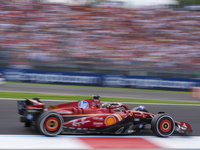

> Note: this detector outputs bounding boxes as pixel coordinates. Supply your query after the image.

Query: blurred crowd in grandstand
[0,0,200,77]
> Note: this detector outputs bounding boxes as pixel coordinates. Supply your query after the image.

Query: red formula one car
[18,95,192,137]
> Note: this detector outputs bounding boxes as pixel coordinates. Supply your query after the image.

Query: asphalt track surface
[1,98,200,136]
[0,83,200,102]
[0,83,199,136]
[0,83,200,137]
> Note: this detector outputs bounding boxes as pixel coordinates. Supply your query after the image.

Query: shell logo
[105,116,116,126]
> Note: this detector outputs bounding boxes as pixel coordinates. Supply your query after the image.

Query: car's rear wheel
[37,111,63,136]
[151,114,175,137]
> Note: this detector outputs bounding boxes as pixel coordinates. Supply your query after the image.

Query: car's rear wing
[18,98,45,122]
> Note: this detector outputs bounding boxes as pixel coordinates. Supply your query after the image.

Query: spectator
[0,1,200,74]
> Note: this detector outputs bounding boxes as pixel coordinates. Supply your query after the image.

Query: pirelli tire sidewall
[36,111,63,136]
[151,114,175,137]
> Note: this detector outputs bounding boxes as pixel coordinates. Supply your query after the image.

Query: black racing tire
[36,111,63,136]
[131,106,148,112]
[151,114,175,137]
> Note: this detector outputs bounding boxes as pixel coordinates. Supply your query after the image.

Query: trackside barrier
[1,68,200,91]
[189,87,200,98]
[0,78,5,85]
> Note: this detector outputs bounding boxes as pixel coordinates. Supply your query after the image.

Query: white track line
[0,135,91,149]
[0,135,200,149]
[147,136,200,149]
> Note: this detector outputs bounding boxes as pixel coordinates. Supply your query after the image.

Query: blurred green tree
[177,0,200,7]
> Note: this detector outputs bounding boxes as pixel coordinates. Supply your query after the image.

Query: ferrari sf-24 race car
[17,95,192,137]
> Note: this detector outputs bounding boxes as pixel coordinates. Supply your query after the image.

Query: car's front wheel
[151,114,175,137]
[36,111,63,136]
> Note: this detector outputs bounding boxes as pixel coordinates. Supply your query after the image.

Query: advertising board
[0,68,199,91]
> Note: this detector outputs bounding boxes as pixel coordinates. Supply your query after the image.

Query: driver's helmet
[102,103,110,108]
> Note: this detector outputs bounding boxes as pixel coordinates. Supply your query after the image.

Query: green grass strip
[7,82,189,94]
[0,91,199,105]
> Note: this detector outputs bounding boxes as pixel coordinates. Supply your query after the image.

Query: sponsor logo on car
[58,111,72,114]
[93,117,104,121]
[128,130,136,133]
[26,114,33,120]
[49,105,58,110]
[134,118,140,121]
[92,102,96,106]
[105,116,116,126]
[27,106,43,110]
[139,124,143,129]
[72,118,90,127]
[134,114,143,117]
[93,122,104,127]
[27,110,37,112]
[78,101,89,108]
